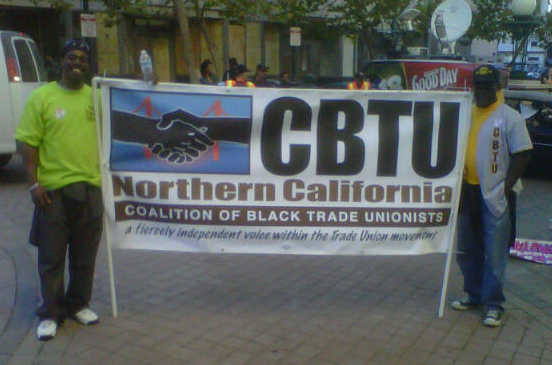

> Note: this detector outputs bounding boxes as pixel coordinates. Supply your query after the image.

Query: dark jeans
[31,183,103,322]
[456,183,514,310]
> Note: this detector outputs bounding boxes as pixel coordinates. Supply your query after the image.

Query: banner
[510,238,552,265]
[97,79,472,255]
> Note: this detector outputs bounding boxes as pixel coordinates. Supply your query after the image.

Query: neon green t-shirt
[15,82,100,190]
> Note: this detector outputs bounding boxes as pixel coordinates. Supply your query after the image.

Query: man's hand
[147,119,214,164]
[504,151,531,196]
[16,141,51,207]
[30,184,52,208]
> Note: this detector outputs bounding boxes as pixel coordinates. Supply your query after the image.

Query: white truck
[0,31,47,169]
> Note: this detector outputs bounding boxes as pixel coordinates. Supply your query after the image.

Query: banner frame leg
[438,232,455,317]
[93,78,118,319]
[105,216,118,318]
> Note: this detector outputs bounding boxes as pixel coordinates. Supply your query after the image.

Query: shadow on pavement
[0,155,26,184]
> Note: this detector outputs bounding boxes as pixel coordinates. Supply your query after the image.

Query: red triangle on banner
[133,96,161,117]
[203,100,228,117]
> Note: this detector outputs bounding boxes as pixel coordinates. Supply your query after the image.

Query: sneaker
[37,319,57,341]
[483,308,503,327]
[71,308,99,325]
[451,297,479,311]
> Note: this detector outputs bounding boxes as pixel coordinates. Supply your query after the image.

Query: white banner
[96,79,472,255]
[510,238,552,265]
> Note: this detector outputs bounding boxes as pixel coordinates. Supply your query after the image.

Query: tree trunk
[175,0,199,83]
[199,23,219,76]
[192,1,219,76]
[200,24,219,76]
[509,38,527,70]
[361,31,372,61]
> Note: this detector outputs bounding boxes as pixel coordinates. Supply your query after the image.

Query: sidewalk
[1,156,551,365]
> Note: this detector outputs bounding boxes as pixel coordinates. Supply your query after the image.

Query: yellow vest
[347,81,370,90]
[226,80,255,88]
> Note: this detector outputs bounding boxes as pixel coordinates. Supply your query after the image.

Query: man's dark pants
[456,182,514,310]
[31,183,103,322]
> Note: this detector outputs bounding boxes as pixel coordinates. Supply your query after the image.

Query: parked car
[503,89,552,171]
[526,70,542,80]
[0,31,47,169]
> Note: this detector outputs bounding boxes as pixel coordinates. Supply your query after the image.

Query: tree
[328,0,411,60]
[402,0,512,50]
[465,0,512,41]
[101,0,273,83]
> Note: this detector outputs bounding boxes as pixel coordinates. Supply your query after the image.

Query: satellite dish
[430,0,472,53]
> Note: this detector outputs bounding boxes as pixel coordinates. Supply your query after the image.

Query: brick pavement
[1,156,551,365]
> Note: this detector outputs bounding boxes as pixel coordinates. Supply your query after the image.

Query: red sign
[366,60,475,91]
[404,61,474,91]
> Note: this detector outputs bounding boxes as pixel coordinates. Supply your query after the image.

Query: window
[531,41,538,47]
[29,41,46,81]
[14,39,38,82]
[1,36,20,82]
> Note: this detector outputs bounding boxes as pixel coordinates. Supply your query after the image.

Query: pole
[438,94,472,317]
[82,0,98,79]
[291,46,296,81]
[92,78,118,318]
[439,232,455,317]
[105,216,118,318]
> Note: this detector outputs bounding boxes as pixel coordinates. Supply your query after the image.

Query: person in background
[278,71,292,88]
[253,64,271,87]
[15,38,103,341]
[226,64,255,87]
[367,73,381,90]
[222,57,238,82]
[347,72,370,90]
[451,65,532,327]
[199,60,217,85]
[541,68,552,85]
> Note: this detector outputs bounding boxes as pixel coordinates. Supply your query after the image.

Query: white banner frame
[93,78,473,318]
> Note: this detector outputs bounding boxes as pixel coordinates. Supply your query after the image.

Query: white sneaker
[37,319,57,341]
[483,308,503,327]
[71,308,99,325]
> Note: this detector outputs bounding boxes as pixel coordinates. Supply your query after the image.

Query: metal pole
[92,78,118,318]
[291,46,296,81]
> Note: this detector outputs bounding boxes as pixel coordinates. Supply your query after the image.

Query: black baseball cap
[473,65,499,84]
[61,38,90,58]
[235,64,250,74]
[257,64,269,72]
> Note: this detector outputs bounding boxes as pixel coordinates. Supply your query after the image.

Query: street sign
[80,13,97,38]
[290,27,301,47]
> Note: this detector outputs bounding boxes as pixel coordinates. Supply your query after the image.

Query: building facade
[1,0,357,82]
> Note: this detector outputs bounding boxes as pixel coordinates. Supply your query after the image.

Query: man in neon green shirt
[15,39,102,341]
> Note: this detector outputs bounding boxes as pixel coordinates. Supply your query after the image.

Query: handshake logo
[111,104,251,172]
[147,110,215,164]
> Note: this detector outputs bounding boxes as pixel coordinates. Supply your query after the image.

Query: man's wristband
[30,182,40,192]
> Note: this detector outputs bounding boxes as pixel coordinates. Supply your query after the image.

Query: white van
[0,31,47,169]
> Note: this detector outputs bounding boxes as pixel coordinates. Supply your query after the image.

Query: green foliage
[467,0,512,41]
[265,0,335,40]
[534,11,552,49]
[100,0,275,24]
[23,0,72,10]
[267,0,327,25]
[329,0,411,35]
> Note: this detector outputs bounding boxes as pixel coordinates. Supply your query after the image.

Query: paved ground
[0,155,551,365]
